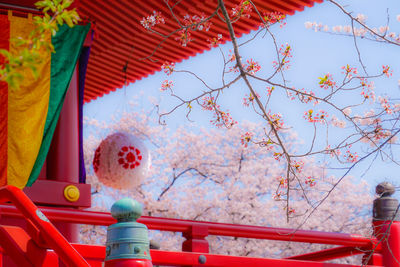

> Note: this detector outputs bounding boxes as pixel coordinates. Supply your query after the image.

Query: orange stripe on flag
[7,15,51,188]
[0,14,9,187]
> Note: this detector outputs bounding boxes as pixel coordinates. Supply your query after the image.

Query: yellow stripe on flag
[7,15,51,188]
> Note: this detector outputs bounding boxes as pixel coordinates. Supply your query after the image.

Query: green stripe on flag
[26,24,90,187]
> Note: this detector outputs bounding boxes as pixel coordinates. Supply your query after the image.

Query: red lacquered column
[372,182,400,267]
[46,69,80,242]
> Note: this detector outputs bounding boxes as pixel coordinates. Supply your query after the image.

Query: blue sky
[84,0,400,191]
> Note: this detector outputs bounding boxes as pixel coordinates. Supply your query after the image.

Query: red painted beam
[150,250,372,267]
[0,203,377,248]
[70,245,380,267]
[286,245,379,262]
[23,179,91,208]
[0,242,378,267]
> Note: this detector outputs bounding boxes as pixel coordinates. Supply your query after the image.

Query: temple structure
[3,1,397,266]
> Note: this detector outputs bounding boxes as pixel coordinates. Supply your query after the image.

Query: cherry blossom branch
[329,0,400,46]
[157,167,208,201]
[298,128,400,229]
[135,0,400,223]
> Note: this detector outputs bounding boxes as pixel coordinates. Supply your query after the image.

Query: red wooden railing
[0,185,383,266]
[0,203,378,248]
[0,185,90,266]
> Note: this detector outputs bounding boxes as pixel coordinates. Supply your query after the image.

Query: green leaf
[56,16,63,25]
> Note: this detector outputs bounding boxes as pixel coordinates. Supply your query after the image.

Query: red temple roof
[1,0,322,103]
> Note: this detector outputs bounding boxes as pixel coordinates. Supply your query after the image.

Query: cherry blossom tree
[81,106,372,263]
[134,0,400,220]
[82,0,400,262]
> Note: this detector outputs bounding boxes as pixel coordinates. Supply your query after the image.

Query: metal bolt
[198,255,207,264]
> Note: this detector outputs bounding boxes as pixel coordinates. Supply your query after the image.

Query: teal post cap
[105,198,151,261]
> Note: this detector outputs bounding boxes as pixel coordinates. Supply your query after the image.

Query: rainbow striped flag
[0,13,89,188]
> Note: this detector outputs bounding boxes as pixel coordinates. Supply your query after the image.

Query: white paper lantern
[93,132,150,189]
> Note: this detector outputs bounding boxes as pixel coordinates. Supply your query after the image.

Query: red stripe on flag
[0,14,9,186]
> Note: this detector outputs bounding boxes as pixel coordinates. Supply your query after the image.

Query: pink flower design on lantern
[93,132,151,190]
[93,147,101,173]
[117,146,143,169]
